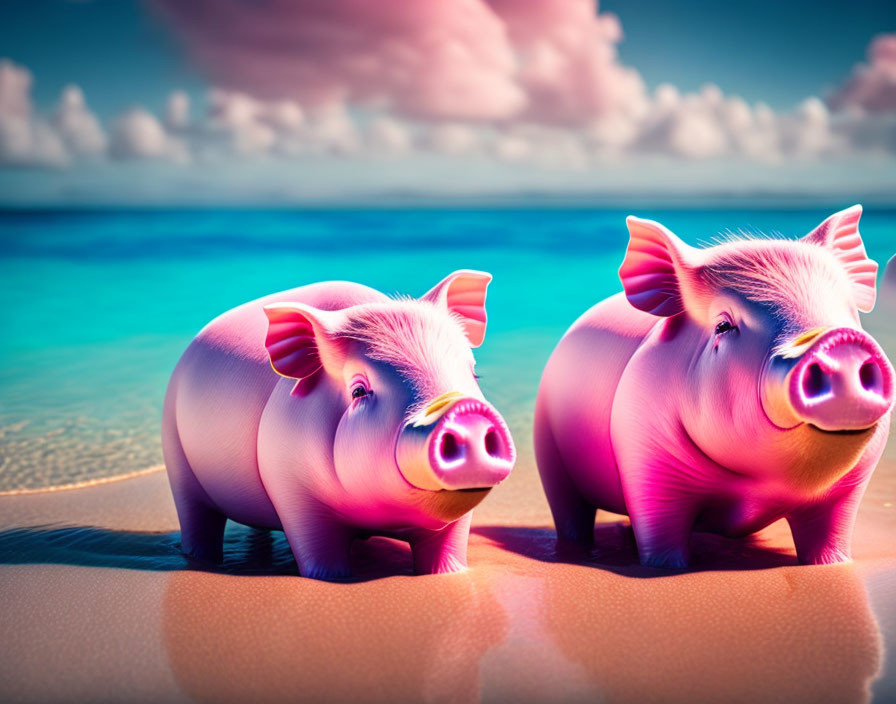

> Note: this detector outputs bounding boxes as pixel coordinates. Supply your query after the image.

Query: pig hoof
[417,555,467,575]
[182,546,223,566]
[556,528,595,548]
[640,551,689,570]
[301,565,353,581]
[555,538,592,561]
[801,550,852,566]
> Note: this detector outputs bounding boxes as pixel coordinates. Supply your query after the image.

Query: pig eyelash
[714,320,736,335]
[351,385,370,401]
[712,315,738,352]
[349,377,372,402]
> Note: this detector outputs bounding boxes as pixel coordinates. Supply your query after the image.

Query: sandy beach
[2,264,896,704]
[2,403,896,704]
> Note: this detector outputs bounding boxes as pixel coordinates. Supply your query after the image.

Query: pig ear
[803,205,878,312]
[620,216,700,317]
[421,270,492,348]
[263,303,347,379]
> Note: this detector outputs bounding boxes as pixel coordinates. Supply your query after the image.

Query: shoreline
[0,464,165,497]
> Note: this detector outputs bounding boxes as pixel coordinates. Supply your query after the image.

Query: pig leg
[624,474,697,569]
[179,505,227,564]
[535,422,596,546]
[788,436,883,565]
[787,486,866,565]
[629,507,695,569]
[163,419,227,563]
[411,512,472,574]
[278,502,354,580]
[176,492,227,564]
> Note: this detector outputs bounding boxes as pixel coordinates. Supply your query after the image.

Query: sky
[0,0,895,205]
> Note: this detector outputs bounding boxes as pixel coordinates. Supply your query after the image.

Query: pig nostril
[484,428,501,458]
[859,360,883,394]
[440,432,462,462]
[802,362,831,400]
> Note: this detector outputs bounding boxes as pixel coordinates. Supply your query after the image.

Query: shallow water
[1,207,895,490]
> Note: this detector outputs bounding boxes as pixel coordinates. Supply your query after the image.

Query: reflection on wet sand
[154,522,880,704]
[477,524,884,703]
[164,538,508,704]
[536,561,880,704]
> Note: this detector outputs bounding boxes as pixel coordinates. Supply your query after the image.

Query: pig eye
[714,320,735,335]
[351,385,369,400]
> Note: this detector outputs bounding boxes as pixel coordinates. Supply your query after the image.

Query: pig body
[535,207,893,568]
[163,273,515,579]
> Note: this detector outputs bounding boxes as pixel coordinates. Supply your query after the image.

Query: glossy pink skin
[163,277,514,580]
[785,328,894,431]
[535,208,893,568]
[427,399,515,490]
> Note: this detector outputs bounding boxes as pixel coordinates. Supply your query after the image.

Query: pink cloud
[488,0,646,124]
[152,0,526,122]
[150,0,643,124]
[829,34,896,113]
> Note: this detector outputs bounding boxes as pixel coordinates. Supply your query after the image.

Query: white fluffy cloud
[166,90,190,129]
[427,123,480,155]
[197,89,365,158]
[367,116,413,154]
[110,108,187,162]
[630,86,844,163]
[1,26,896,186]
[0,60,70,168]
[54,85,107,157]
[0,59,31,117]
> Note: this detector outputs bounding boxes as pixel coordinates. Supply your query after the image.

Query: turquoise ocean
[2,208,894,491]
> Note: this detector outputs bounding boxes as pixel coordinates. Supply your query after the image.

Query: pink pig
[535,206,894,568]
[162,271,515,579]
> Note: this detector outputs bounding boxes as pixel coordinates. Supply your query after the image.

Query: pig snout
[792,329,894,430]
[429,401,514,486]
[396,393,515,492]
[763,328,895,432]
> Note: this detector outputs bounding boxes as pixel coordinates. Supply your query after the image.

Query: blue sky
[0,0,894,205]
[602,0,895,107]
[0,1,200,118]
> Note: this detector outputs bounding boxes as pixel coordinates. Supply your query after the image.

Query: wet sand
[2,441,896,704]
[2,276,896,703]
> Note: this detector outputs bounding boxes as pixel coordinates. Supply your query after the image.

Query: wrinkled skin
[163,271,515,580]
[535,206,894,568]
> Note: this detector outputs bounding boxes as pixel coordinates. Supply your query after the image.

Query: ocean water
[1,207,895,491]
